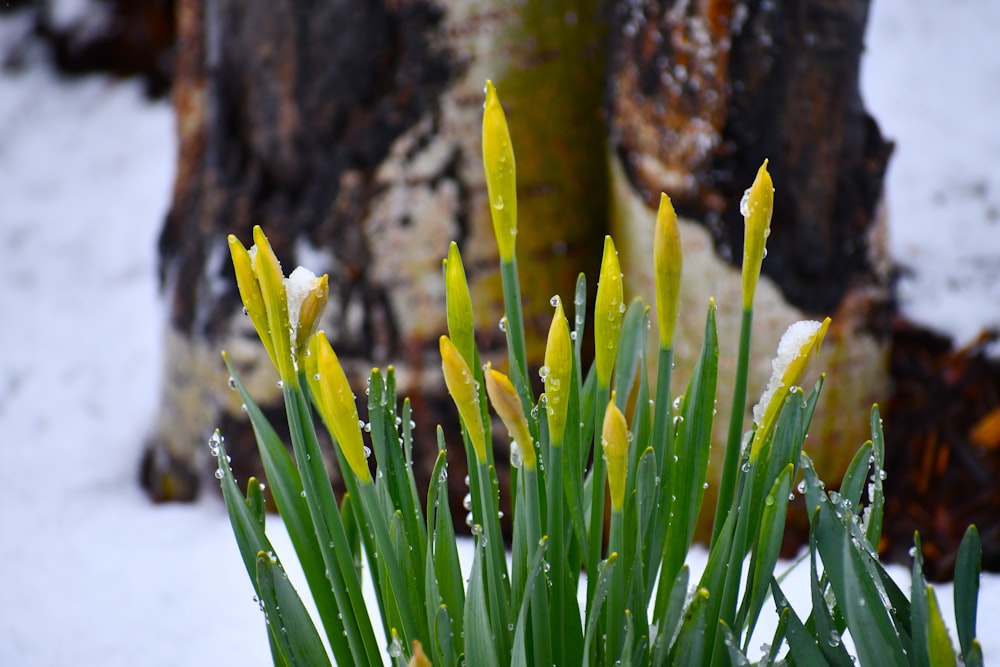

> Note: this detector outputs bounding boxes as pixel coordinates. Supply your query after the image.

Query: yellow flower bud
[484,363,536,470]
[306,332,371,484]
[408,640,433,667]
[444,241,476,368]
[544,296,572,445]
[289,271,329,354]
[482,80,517,262]
[749,317,831,459]
[595,236,624,387]
[440,335,487,463]
[228,234,277,371]
[602,394,629,512]
[741,160,774,310]
[654,193,682,349]
[250,226,296,385]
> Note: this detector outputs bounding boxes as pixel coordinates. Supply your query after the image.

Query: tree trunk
[606,0,892,540]
[141,0,891,546]
[140,0,610,519]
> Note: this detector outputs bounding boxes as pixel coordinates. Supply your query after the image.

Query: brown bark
[142,0,893,550]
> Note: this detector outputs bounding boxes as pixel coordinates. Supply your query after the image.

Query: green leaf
[669,588,710,666]
[246,477,266,528]
[839,441,873,513]
[510,536,549,667]
[463,545,500,667]
[865,405,887,547]
[772,580,829,666]
[652,565,689,666]
[663,301,718,588]
[926,586,957,667]
[743,463,794,640]
[954,525,981,660]
[808,544,853,667]
[718,621,751,666]
[255,551,333,667]
[583,554,618,665]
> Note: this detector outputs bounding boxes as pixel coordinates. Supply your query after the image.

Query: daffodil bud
[440,335,487,463]
[654,193,682,349]
[306,332,371,483]
[749,317,831,459]
[408,641,432,667]
[228,234,277,370]
[595,235,624,388]
[444,241,476,368]
[482,80,517,263]
[543,296,572,445]
[602,394,629,512]
[289,270,329,354]
[485,363,536,470]
[741,160,774,310]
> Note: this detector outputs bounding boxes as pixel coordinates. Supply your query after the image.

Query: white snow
[752,320,823,427]
[2,3,999,664]
[862,0,1000,352]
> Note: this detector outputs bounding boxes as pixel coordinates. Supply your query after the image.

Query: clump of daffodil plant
[213,81,984,666]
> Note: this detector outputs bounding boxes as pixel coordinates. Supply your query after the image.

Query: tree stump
[141,0,892,547]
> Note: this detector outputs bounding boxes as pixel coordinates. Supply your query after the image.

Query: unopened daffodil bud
[654,193,682,349]
[440,335,487,463]
[543,296,572,445]
[408,640,432,667]
[306,332,371,484]
[444,242,476,368]
[749,317,831,459]
[602,394,629,512]
[485,363,536,470]
[482,80,517,262]
[741,160,774,310]
[288,270,329,354]
[229,226,299,386]
[228,234,277,370]
[595,236,624,388]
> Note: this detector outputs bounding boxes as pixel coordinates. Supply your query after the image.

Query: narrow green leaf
[744,463,795,640]
[865,405,887,547]
[808,543,854,667]
[926,586,958,667]
[719,622,751,666]
[772,580,829,666]
[839,441,873,513]
[652,565,689,666]
[246,477,266,528]
[256,552,333,667]
[955,524,981,660]
[463,545,500,667]
[668,587,710,666]
[583,554,618,665]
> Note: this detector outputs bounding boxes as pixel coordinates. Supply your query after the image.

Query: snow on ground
[862,0,1000,351]
[1,3,998,665]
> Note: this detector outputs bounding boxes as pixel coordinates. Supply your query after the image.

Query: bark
[141,0,609,522]
[142,0,892,547]
[607,0,893,538]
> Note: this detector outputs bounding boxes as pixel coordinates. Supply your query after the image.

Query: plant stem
[711,307,753,545]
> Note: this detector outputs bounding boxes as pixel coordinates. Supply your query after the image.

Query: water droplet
[828,630,841,647]
[228,376,237,390]
[214,468,224,479]
[797,479,806,494]
[492,195,505,210]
